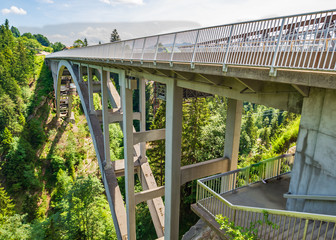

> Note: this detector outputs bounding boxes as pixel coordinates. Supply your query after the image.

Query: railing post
[277,157,282,178]
[302,219,309,239]
[121,41,126,62]
[196,181,199,202]
[270,17,285,77]
[232,209,237,225]
[170,33,177,67]
[191,30,200,69]
[130,40,136,63]
[140,38,146,64]
[223,25,234,72]
[153,36,160,65]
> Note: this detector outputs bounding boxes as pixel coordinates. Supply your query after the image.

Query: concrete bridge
[46,9,336,239]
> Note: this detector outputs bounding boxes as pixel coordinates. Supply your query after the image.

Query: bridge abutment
[287,87,336,215]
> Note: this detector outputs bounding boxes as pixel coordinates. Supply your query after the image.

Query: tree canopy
[110,29,120,42]
[33,34,51,47]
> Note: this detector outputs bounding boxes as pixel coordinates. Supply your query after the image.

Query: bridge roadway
[46,9,336,240]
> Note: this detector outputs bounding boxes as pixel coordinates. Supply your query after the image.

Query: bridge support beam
[139,78,146,162]
[224,98,243,171]
[101,69,112,169]
[121,73,137,240]
[165,78,183,240]
[87,67,95,114]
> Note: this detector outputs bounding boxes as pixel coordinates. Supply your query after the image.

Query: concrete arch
[55,60,124,239]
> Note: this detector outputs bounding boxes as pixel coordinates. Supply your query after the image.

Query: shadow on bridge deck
[222,173,290,210]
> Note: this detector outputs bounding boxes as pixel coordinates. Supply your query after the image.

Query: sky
[0,0,335,44]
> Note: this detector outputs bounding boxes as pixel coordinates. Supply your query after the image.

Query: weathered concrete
[165,78,183,240]
[223,174,290,210]
[182,219,221,240]
[287,87,336,215]
[224,98,242,171]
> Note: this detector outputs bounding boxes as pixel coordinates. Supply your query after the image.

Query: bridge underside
[47,56,336,239]
[45,9,336,239]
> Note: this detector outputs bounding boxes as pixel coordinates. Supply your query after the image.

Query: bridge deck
[222,173,290,210]
[47,9,336,73]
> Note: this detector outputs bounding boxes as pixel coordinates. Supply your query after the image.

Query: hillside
[0,20,300,239]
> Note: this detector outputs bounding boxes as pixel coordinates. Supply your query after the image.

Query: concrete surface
[288,88,336,215]
[222,174,291,210]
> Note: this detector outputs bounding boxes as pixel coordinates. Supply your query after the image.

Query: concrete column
[287,88,336,215]
[139,78,146,162]
[78,64,83,82]
[164,78,183,240]
[121,74,136,240]
[87,67,95,114]
[56,81,60,119]
[101,69,112,169]
[67,80,73,118]
[224,98,243,171]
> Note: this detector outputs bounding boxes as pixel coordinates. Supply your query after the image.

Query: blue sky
[1,0,335,28]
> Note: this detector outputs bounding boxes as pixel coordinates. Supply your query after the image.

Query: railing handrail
[199,153,294,183]
[196,153,336,228]
[283,193,336,201]
[47,9,336,48]
[46,9,336,73]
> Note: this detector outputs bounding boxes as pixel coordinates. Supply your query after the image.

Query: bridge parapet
[47,9,336,74]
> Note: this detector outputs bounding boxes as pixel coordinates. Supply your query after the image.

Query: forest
[0,19,299,239]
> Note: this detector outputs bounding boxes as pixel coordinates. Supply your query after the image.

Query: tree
[21,32,35,39]
[0,184,14,223]
[53,176,116,239]
[73,39,84,48]
[1,127,13,153]
[147,101,166,186]
[51,42,66,52]
[10,26,20,37]
[0,214,31,239]
[110,29,120,42]
[33,33,51,47]
[84,38,88,47]
[4,19,9,30]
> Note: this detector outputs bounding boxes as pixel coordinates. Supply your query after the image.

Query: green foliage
[26,119,46,149]
[0,185,14,223]
[33,34,51,47]
[195,96,226,161]
[38,176,117,240]
[0,214,32,240]
[0,127,13,153]
[182,97,210,166]
[109,124,124,160]
[271,117,300,154]
[147,101,166,185]
[51,42,66,52]
[21,32,34,39]
[110,29,120,42]
[10,26,20,38]
[216,211,278,240]
[73,39,85,48]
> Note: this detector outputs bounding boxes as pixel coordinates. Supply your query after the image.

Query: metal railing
[46,9,336,72]
[196,154,336,239]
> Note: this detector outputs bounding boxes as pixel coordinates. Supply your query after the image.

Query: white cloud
[39,0,54,3]
[100,0,144,5]
[100,0,111,4]
[1,6,27,15]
